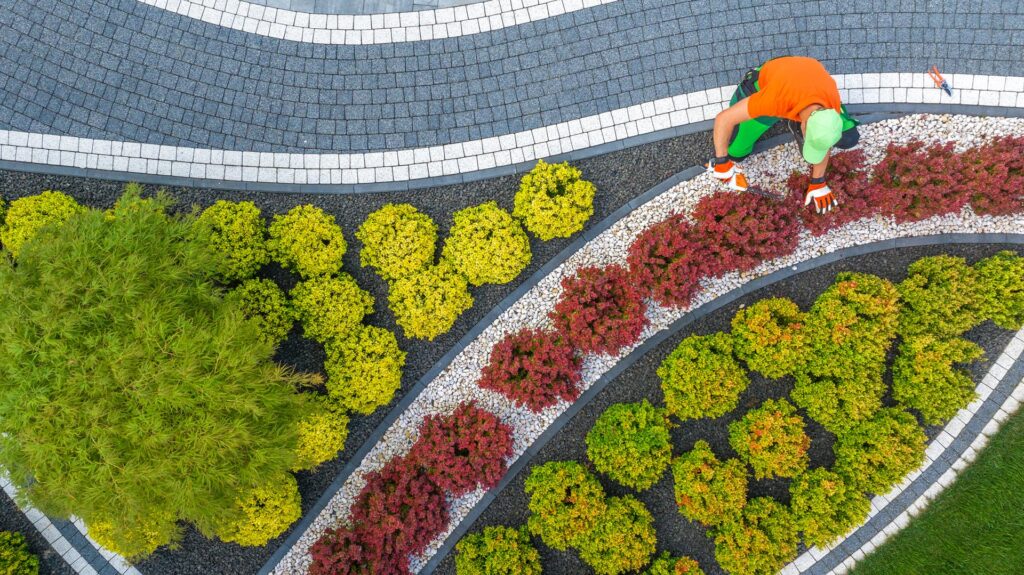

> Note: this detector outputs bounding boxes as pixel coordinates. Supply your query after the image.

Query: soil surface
[0,492,76,575]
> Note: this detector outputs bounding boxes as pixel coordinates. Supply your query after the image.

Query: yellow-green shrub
[442,201,531,286]
[672,440,747,527]
[789,468,870,547]
[974,250,1024,329]
[513,159,595,240]
[586,400,672,491]
[324,325,406,415]
[356,203,437,281]
[892,335,983,425]
[292,400,350,471]
[791,371,885,435]
[195,200,269,281]
[0,531,39,575]
[455,526,541,575]
[388,261,473,340]
[267,204,346,277]
[213,474,301,547]
[898,255,981,338]
[643,552,705,575]
[0,191,84,258]
[87,512,179,560]
[834,408,926,494]
[525,461,606,551]
[234,278,294,348]
[731,298,809,378]
[713,497,799,575]
[658,333,749,420]
[291,274,374,343]
[577,496,657,575]
[729,398,809,480]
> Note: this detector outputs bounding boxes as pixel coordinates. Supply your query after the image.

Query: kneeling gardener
[707,56,860,213]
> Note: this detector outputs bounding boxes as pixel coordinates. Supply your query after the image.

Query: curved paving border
[244,0,499,17]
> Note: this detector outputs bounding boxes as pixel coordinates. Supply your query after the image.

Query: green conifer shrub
[0,190,84,258]
[791,371,885,435]
[525,461,606,551]
[513,159,596,240]
[213,474,302,547]
[713,497,799,575]
[388,261,473,340]
[658,333,749,420]
[292,399,350,471]
[789,468,870,547]
[195,200,269,281]
[729,399,810,480]
[672,441,747,526]
[442,201,532,286]
[892,335,983,425]
[356,203,437,281]
[291,274,374,344]
[0,531,39,575]
[642,552,706,575]
[267,204,346,277]
[731,298,809,378]
[234,278,294,348]
[833,408,927,494]
[577,496,657,575]
[974,250,1024,329]
[455,526,541,575]
[324,325,406,415]
[897,255,981,338]
[586,401,672,491]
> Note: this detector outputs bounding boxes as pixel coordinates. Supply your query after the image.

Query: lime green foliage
[0,191,313,557]
[729,399,809,480]
[291,274,374,344]
[513,159,596,240]
[658,333,749,420]
[324,325,406,415]
[713,497,799,575]
[791,371,885,435]
[442,201,532,286]
[834,408,926,494]
[577,496,657,575]
[213,474,301,547]
[195,200,269,281]
[388,261,473,340]
[893,335,983,425]
[974,250,1024,329]
[586,401,672,491]
[672,440,747,526]
[234,278,294,348]
[643,552,706,575]
[292,400,349,471]
[267,204,346,277]
[525,461,606,551]
[0,532,39,575]
[88,510,178,559]
[898,255,981,338]
[0,191,84,258]
[731,298,809,378]
[790,468,870,547]
[455,526,541,575]
[356,203,437,281]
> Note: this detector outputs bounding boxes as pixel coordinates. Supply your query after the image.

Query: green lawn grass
[851,405,1024,575]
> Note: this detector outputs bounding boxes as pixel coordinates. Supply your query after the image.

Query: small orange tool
[928,66,953,97]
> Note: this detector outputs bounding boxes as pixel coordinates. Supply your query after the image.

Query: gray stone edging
[244,0,481,16]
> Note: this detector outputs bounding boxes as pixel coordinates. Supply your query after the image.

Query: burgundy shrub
[478,328,583,412]
[870,141,970,222]
[407,402,515,496]
[962,135,1024,216]
[627,213,707,307]
[550,264,648,356]
[308,526,409,575]
[690,190,801,275]
[786,149,882,235]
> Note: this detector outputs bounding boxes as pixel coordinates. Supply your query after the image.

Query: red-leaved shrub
[349,457,449,557]
[690,190,801,275]
[478,328,583,412]
[408,402,515,496]
[870,141,970,222]
[550,264,648,355]
[627,213,707,307]
[786,149,881,235]
[962,135,1024,216]
[308,526,408,575]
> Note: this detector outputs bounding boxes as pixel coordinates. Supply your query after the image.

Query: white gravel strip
[270,113,1024,575]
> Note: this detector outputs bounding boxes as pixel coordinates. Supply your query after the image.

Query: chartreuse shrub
[551,264,648,355]
[672,440,747,527]
[356,203,437,281]
[195,200,269,281]
[324,325,406,415]
[974,250,1024,329]
[291,274,374,343]
[0,190,84,258]
[292,398,349,471]
[577,496,657,575]
[0,531,39,575]
[791,371,885,435]
[478,328,583,412]
[729,398,809,480]
[442,201,532,286]
[658,333,749,420]
[643,552,706,575]
[513,159,595,240]
[731,298,809,378]
[389,261,473,340]
[834,408,926,494]
[893,335,983,425]
[213,474,301,547]
[898,255,982,338]
[790,469,869,548]
[87,511,177,559]
[234,278,294,348]
[525,461,606,551]
[455,526,541,575]
[586,401,672,491]
[0,191,314,558]
[267,204,346,277]
[713,497,799,575]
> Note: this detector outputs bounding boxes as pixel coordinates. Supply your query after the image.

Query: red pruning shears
[928,66,953,97]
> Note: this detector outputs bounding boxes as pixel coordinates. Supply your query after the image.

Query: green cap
[803,108,842,164]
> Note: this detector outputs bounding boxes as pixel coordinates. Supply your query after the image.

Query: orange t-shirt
[746,57,842,121]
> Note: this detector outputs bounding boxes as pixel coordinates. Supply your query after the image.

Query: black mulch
[0,491,75,575]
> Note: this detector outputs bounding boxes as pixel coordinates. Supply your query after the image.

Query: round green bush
[577,496,657,575]
[586,400,672,491]
[291,274,374,344]
[455,526,541,575]
[324,324,406,415]
[0,531,39,575]
[195,200,270,281]
[898,255,982,338]
[791,371,885,435]
[292,399,349,471]
[88,513,177,560]
[892,335,983,425]
[356,203,437,281]
[233,278,294,348]
[713,497,799,575]
[513,159,596,241]
[525,461,606,551]
[0,190,84,258]
[974,250,1024,329]
[658,333,749,420]
[213,474,301,547]
[672,440,747,527]
[789,468,870,548]
[643,552,706,575]
[388,261,473,340]
[729,398,809,480]
[834,408,927,494]
[442,201,532,286]
[267,204,346,277]
[731,298,809,378]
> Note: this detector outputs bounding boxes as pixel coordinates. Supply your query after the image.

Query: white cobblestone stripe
[2,73,1021,187]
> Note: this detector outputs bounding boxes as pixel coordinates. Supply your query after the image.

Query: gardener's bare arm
[713,98,752,158]
[811,150,830,179]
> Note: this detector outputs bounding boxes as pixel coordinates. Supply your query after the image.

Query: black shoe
[787,120,805,155]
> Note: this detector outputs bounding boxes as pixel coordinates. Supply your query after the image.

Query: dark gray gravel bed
[434,243,1024,575]
[0,492,76,575]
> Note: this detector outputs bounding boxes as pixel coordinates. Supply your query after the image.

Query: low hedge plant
[455,526,541,575]
[834,408,927,494]
[897,255,982,338]
[324,325,406,415]
[550,264,648,355]
[477,328,582,412]
[789,468,870,548]
[729,398,810,480]
[213,474,301,547]
[388,261,473,340]
[577,495,657,575]
[658,333,748,420]
[356,203,437,281]
[731,297,809,379]
[233,278,294,348]
[291,274,374,344]
[0,190,84,258]
[586,400,672,491]
[712,497,799,575]
[791,371,885,435]
[643,552,706,575]
[892,335,983,425]
[689,190,800,276]
[627,213,706,308]
[0,531,39,575]
[309,525,406,575]
[267,204,347,277]
[292,399,350,471]
[671,440,747,527]
[195,200,269,281]
[442,201,531,286]
[513,159,595,241]
[974,250,1024,329]
[525,461,606,551]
